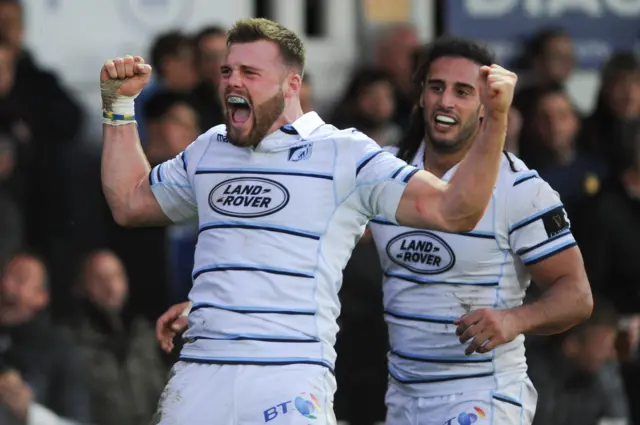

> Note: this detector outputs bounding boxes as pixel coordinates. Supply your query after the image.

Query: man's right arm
[101,123,169,226]
[100,55,197,227]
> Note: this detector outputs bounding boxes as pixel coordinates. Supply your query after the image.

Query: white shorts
[385,378,537,425]
[152,361,337,425]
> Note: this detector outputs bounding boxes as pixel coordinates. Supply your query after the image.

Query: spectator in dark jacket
[64,250,167,425]
[528,298,629,425]
[0,252,90,425]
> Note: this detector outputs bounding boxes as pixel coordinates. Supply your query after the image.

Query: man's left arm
[457,177,593,354]
[506,178,593,336]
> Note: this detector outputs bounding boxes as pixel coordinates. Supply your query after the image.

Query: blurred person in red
[190,25,226,131]
[528,298,630,425]
[134,31,199,143]
[0,252,90,425]
[63,250,167,425]
[580,52,640,165]
[330,68,401,146]
[373,23,419,129]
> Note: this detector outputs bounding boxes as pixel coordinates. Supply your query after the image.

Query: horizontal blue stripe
[157,163,164,183]
[356,150,384,176]
[199,220,321,240]
[403,168,419,183]
[391,165,408,179]
[385,309,457,324]
[513,171,539,186]
[516,229,572,256]
[179,355,334,372]
[391,349,492,363]
[370,217,396,226]
[509,203,564,233]
[457,230,495,239]
[191,334,319,343]
[191,302,316,315]
[181,151,187,173]
[388,367,493,384]
[195,167,333,180]
[492,392,523,407]
[192,263,314,280]
[385,271,499,286]
[523,241,577,266]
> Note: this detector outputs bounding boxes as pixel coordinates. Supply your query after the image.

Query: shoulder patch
[541,206,570,238]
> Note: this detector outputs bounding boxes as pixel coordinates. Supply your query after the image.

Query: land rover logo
[208,177,290,218]
[386,231,455,274]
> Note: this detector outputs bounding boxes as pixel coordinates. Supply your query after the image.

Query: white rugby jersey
[369,143,576,397]
[148,112,418,371]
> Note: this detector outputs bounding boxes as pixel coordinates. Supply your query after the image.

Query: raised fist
[100,55,152,99]
[478,64,518,117]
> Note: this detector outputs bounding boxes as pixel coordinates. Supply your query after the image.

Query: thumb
[171,316,188,332]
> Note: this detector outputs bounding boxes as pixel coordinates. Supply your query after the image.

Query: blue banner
[445,0,640,69]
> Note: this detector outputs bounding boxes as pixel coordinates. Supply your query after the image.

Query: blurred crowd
[0,0,639,424]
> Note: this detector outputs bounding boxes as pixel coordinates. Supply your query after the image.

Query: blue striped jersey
[148,112,418,371]
[369,143,576,397]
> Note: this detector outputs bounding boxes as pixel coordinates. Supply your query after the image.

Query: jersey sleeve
[149,149,198,223]
[351,133,418,222]
[507,175,577,266]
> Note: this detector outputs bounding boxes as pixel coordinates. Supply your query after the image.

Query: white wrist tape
[101,80,139,126]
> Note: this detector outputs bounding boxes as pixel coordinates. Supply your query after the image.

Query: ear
[479,103,485,120]
[286,72,302,99]
[419,91,425,108]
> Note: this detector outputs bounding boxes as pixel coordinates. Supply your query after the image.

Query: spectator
[0,252,90,425]
[0,1,83,285]
[330,68,401,146]
[528,298,630,425]
[373,23,419,129]
[518,84,608,230]
[106,92,200,320]
[190,25,226,131]
[64,251,167,425]
[143,91,200,165]
[579,52,640,166]
[513,28,576,118]
[579,123,640,315]
[135,31,199,142]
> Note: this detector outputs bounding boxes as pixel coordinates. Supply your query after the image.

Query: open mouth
[227,95,252,125]
[434,113,458,129]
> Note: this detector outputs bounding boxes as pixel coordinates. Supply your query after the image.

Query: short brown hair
[226,18,305,75]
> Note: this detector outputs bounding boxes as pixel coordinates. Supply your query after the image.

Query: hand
[454,308,521,355]
[156,302,191,353]
[478,64,518,117]
[100,55,152,98]
[0,370,33,423]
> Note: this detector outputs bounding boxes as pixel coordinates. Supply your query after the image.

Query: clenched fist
[100,55,152,114]
[478,64,517,117]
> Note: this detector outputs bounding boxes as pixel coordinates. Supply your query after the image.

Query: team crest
[288,143,313,162]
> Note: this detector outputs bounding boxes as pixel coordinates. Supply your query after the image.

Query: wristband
[102,84,137,126]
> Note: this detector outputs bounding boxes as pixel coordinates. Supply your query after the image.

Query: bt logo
[443,406,486,425]
[264,393,321,422]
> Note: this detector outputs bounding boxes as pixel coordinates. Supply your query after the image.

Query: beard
[424,106,481,154]
[225,90,285,148]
